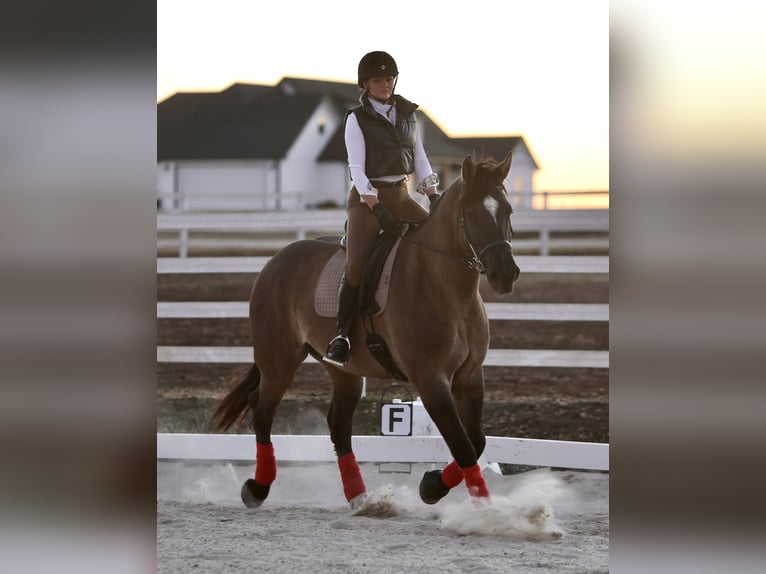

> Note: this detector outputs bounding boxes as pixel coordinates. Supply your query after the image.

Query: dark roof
[417,113,477,160]
[220,83,274,102]
[450,136,539,169]
[277,77,360,104]
[158,86,324,160]
[159,77,537,168]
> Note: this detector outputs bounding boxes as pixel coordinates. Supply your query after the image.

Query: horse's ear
[496,151,513,180]
[462,155,476,184]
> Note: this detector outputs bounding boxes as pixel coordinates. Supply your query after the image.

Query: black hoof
[241,479,270,508]
[419,470,451,505]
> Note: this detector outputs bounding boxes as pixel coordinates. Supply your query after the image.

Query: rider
[323,50,441,367]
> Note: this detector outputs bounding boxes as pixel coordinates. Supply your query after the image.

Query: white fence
[157,209,608,257]
[156,254,609,370]
[157,255,609,275]
[157,433,608,471]
[158,225,609,469]
[157,188,609,213]
[157,397,609,470]
[158,301,608,321]
[158,346,608,369]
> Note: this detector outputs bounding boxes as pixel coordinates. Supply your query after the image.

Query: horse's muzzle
[485,247,520,294]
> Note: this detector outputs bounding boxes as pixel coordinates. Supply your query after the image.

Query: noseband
[459,211,512,273]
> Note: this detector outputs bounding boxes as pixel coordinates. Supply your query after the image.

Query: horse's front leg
[324,368,367,509]
[454,366,487,461]
[415,372,490,505]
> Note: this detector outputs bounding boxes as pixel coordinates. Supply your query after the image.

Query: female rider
[323,51,440,366]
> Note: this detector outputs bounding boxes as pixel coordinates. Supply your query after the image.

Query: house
[157,77,540,211]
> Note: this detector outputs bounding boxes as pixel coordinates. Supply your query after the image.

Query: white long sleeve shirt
[345,96,435,197]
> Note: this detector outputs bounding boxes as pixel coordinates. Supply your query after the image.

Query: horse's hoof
[349,492,369,511]
[241,479,270,508]
[419,470,451,505]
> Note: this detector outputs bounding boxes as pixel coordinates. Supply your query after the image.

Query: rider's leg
[323,188,378,366]
[322,274,359,366]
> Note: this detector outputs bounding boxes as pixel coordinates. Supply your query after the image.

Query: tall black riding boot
[322,276,359,367]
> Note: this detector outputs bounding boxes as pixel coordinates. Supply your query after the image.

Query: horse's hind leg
[323,366,367,509]
[240,354,304,509]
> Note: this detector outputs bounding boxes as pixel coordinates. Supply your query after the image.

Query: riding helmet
[357,51,399,87]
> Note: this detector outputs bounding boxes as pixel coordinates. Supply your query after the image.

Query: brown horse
[212,152,520,509]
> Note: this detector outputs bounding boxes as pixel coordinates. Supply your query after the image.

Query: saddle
[313,235,401,318]
[313,231,409,381]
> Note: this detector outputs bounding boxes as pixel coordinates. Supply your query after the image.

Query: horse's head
[457,152,521,294]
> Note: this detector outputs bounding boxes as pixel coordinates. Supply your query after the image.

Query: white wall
[507,143,536,209]
[157,161,177,209]
[279,97,346,209]
[171,160,275,211]
[316,162,350,208]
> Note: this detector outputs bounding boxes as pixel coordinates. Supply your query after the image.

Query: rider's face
[365,76,396,102]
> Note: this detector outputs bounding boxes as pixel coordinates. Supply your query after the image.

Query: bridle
[400,205,512,274]
[458,211,512,273]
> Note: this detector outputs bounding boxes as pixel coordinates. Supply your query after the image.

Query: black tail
[211,365,261,432]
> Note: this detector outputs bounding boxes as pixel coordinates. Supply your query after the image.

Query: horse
[212,152,520,510]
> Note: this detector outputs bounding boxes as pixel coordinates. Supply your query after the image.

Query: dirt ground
[157,271,608,443]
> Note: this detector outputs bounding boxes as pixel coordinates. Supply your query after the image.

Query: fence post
[179,229,188,258]
[540,228,550,256]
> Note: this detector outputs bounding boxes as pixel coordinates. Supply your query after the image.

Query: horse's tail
[211,364,261,433]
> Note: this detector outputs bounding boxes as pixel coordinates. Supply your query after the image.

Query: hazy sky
[158,0,609,192]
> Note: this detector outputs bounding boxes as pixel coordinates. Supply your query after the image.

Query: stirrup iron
[323,335,351,367]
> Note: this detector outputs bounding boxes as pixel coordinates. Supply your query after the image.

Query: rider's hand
[371,203,401,235]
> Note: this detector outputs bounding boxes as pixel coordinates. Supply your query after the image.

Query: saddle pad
[314,239,402,318]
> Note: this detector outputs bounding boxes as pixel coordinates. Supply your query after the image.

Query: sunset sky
[158,0,609,194]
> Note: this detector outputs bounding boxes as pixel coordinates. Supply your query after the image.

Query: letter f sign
[380,403,412,436]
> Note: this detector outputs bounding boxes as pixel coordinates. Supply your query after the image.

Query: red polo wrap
[337,452,366,502]
[255,442,277,485]
[441,460,464,488]
[462,464,490,499]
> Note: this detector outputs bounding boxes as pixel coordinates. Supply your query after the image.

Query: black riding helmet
[357,51,399,88]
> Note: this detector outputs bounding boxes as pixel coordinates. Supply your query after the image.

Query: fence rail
[157,189,609,213]
[157,209,608,257]
[157,433,608,471]
[158,301,609,322]
[157,346,608,369]
[157,255,609,274]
